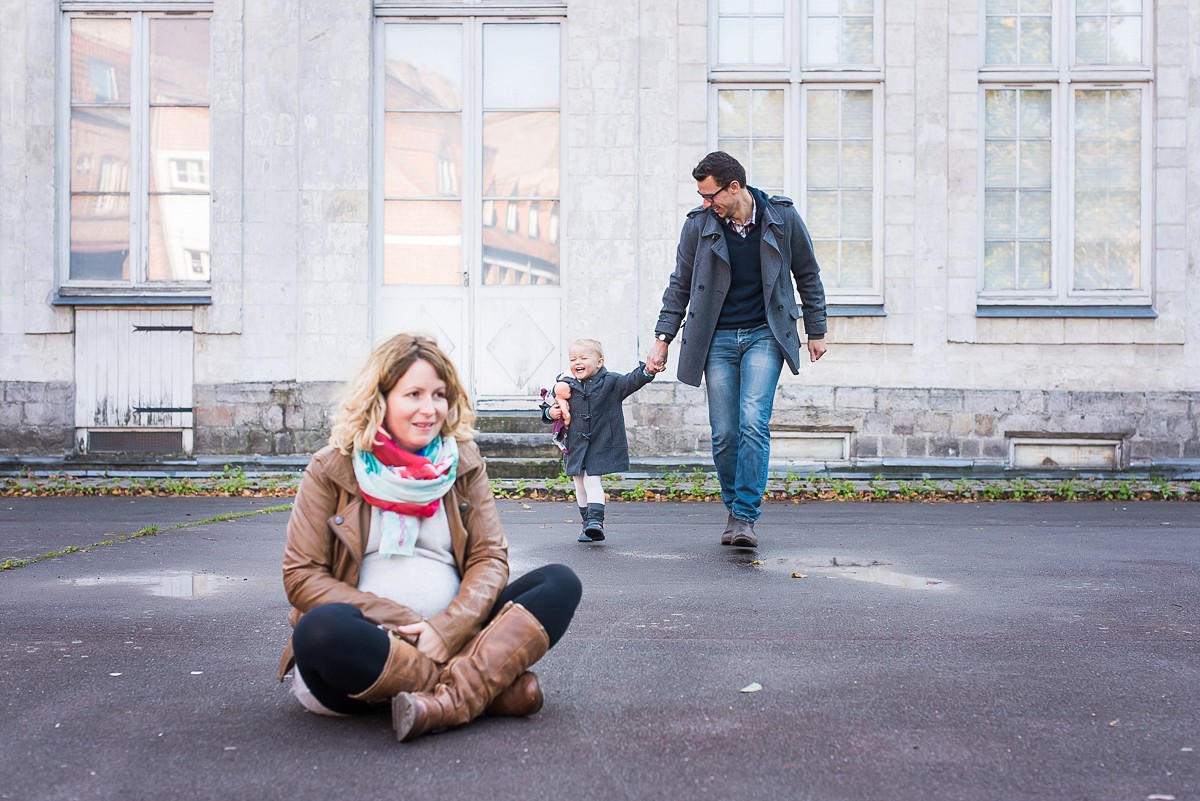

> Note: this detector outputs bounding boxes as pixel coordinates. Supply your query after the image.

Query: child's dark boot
[582,503,605,542]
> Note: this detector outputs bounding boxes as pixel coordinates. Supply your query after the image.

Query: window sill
[976,305,1156,319]
[828,304,886,317]
[53,293,212,307]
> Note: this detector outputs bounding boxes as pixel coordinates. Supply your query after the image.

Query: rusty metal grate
[88,430,184,454]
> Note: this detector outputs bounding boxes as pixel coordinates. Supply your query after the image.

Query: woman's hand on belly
[395,619,450,663]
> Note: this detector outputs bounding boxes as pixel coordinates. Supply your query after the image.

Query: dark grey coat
[548,364,654,477]
[654,188,828,387]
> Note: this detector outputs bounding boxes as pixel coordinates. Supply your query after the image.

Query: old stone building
[1,0,1198,474]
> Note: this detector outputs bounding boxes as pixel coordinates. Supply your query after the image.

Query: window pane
[1073,89,1141,291]
[1018,190,1051,238]
[1019,91,1051,137]
[149,108,210,193]
[70,195,130,280]
[984,190,1015,239]
[806,141,839,187]
[484,24,559,109]
[985,90,1015,138]
[718,18,751,64]
[984,89,1051,294]
[1018,139,1050,187]
[384,112,462,197]
[753,90,784,136]
[1108,17,1141,64]
[150,18,209,105]
[71,18,131,103]
[720,0,751,13]
[806,18,839,64]
[751,17,784,64]
[1017,242,1050,289]
[1074,17,1107,64]
[752,140,784,192]
[806,190,839,231]
[718,89,783,187]
[383,200,461,285]
[841,141,872,186]
[839,241,873,288]
[71,108,131,194]
[842,90,873,137]
[806,87,875,293]
[806,90,839,137]
[385,24,462,111]
[148,195,210,281]
[984,141,1016,186]
[1019,16,1051,63]
[482,112,559,196]
[843,17,874,64]
[983,242,1016,290]
[841,190,872,239]
[482,199,560,286]
[718,90,751,137]
[985,18,1017,65]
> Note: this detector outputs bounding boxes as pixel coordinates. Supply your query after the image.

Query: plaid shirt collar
[724,194,757,238]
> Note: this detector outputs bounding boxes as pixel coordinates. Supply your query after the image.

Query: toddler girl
[542,338,660,542]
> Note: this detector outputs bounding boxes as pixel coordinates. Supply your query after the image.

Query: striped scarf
[352,430,459,557]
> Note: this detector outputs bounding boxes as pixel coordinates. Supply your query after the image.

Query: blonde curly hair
[328,333,476,454]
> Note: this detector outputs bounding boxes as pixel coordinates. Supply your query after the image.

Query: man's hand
[807,338,827,363]
[647,339,669,373]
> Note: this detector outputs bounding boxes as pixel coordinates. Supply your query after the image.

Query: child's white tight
[572,473,605,507]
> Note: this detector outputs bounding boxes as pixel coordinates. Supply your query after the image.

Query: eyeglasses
[697,182,731,202]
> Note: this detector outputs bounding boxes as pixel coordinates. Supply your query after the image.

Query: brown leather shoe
[720,513,737,546]
[728,518,758,548]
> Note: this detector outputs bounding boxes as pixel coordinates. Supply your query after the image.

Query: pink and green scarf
[352,429,459,557]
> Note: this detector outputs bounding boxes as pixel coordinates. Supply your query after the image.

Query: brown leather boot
[485,671,543,717]
[347,631,440,704]
[392,602,549,741]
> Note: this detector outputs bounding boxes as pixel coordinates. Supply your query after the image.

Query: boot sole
[392,693,419,742]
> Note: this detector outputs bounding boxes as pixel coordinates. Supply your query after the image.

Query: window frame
[57,3,213,298]
[976,1,1154,309]
[707,0,885,307]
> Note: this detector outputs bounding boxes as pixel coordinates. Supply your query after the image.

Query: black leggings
[291,563,581,716]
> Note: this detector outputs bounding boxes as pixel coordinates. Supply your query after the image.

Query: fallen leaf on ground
[790,572,807,579]
[739,682,763,693]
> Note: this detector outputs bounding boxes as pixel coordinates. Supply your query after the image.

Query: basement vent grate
[89,430,184,454]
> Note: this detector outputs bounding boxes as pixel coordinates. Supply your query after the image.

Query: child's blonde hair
[571,337,604,360]
[328,333,476,454]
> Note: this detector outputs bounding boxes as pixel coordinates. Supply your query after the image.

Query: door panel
[376,17,561,405]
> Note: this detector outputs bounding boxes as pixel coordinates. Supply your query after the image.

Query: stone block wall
[629,385,1200,469]
[0,382,74,454]
[192,381,341,456]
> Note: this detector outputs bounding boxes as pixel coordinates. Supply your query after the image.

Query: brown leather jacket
[277,439,509,680]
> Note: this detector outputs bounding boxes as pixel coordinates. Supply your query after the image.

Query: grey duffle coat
[553,364,654,477]
[654,188,828,387]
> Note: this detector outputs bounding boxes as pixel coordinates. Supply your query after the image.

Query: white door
[375,17,562,407]
[74,307,194,455]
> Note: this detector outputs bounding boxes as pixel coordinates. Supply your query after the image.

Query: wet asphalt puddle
[750,555,950,591]
[63,572,245,598]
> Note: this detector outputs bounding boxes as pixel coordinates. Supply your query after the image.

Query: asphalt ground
[0,497,1196,801]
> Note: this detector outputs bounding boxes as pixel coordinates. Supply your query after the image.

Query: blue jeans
[704,324,784,523]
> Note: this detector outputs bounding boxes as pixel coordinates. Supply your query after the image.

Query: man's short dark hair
[692,151,747,188]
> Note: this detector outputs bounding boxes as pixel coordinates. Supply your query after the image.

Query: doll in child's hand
[552,380,572,426]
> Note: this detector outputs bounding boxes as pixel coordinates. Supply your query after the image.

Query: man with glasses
[647,151,827,549]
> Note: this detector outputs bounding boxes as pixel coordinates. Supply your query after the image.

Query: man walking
[646,151,827,548]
